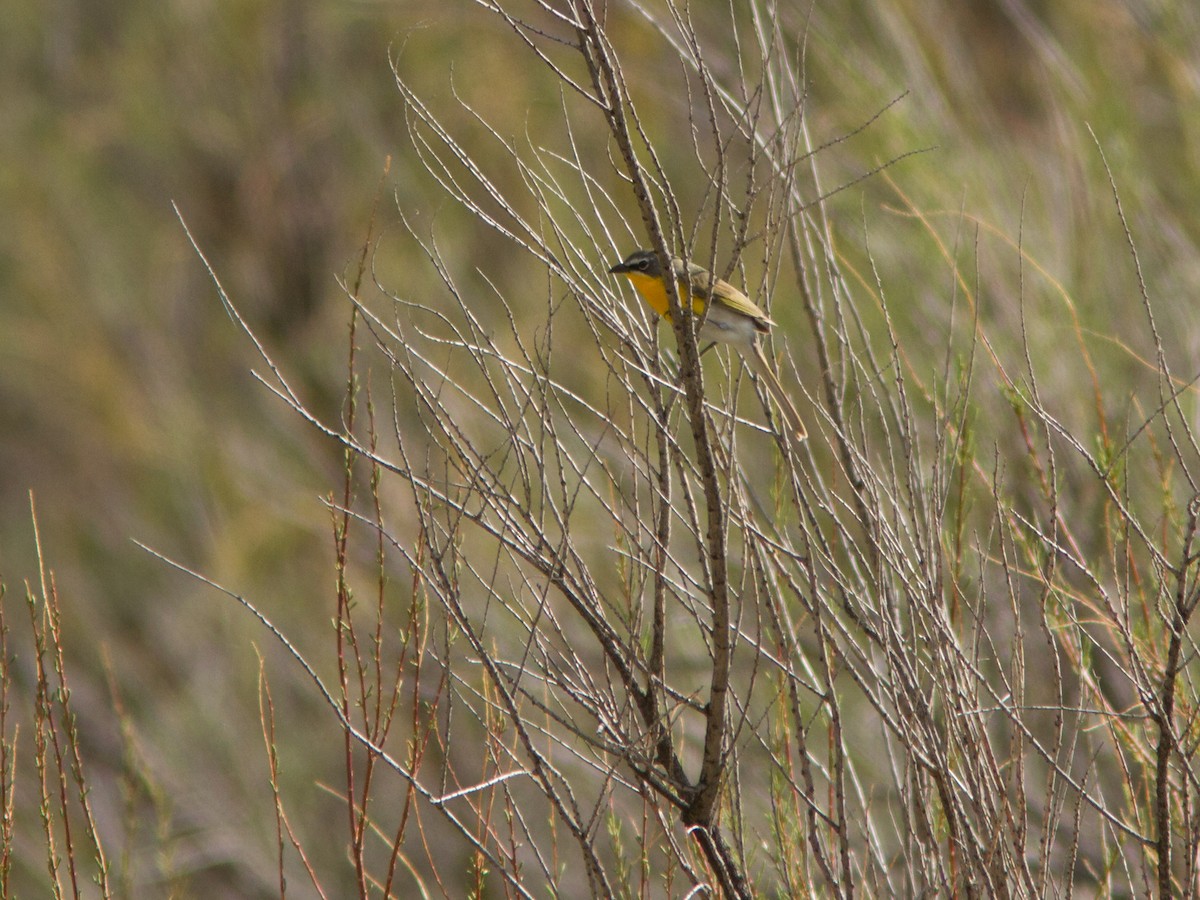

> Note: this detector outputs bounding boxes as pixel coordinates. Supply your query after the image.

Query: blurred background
[3,0,1200,894]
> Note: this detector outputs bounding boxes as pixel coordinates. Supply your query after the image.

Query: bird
[609,249,806,441]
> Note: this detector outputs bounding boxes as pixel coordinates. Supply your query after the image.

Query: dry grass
[6,1,1200,897]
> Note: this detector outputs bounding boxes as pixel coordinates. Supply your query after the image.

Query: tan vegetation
[5,1,1200,896]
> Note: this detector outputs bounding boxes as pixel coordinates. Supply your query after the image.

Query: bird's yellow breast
[621,271,704,322]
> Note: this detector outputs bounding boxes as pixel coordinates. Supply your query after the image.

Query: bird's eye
[636,259,648,271]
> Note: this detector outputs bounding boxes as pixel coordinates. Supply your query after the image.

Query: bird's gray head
[609,249,664,277]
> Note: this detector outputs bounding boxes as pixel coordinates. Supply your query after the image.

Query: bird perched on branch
[609,249,806,441]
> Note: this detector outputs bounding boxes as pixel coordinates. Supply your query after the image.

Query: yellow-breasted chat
[609,249,806,441]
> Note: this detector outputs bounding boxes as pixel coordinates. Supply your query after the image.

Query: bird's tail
[749,343,807,442]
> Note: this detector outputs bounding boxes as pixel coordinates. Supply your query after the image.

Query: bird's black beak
[608,261,627,274]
